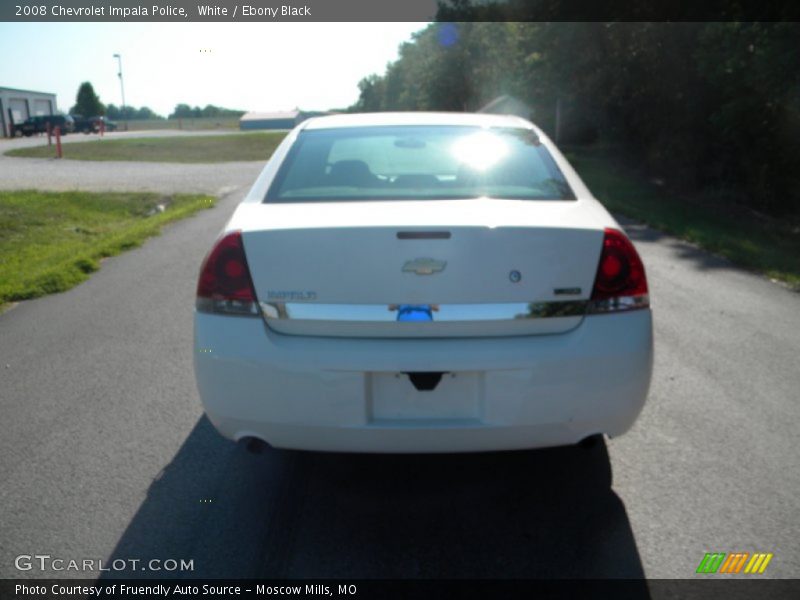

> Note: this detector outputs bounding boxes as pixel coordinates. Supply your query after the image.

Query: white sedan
[194,112,653,453]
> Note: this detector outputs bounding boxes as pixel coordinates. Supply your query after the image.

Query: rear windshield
[265,125,575,202]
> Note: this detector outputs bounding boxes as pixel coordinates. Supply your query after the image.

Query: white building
[240,109,330,131]
[0,86,58,137]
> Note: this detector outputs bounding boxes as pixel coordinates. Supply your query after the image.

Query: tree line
[353,19,800,216]
[168,104,244,120]
[68,82,244,122]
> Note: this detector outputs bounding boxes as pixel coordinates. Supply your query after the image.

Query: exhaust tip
[241,436,270,454]
[579,434,604,449]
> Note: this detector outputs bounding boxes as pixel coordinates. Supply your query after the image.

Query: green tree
[135,106,162,120]
[169,104,194,119]
[71,82,105,117]
[351,14,800,216]
[354,74,386,111]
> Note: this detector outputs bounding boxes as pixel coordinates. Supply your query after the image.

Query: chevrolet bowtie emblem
[402,258,447,276]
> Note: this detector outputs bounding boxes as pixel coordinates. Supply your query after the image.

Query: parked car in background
[16,114,75,136]
[91,116,118,132]
[194,112,653,453]
[71,114,95,134]
[71,115,118,134]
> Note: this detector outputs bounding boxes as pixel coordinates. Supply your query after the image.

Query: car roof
[301,112,535,131]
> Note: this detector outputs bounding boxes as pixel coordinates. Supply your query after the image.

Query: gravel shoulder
[0,131,265,195]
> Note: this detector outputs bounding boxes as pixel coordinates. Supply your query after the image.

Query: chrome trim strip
[586,295,649,314]
[260,300,588,323]
[197,297,260,316]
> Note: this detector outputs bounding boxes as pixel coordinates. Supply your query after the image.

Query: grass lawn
[5,132,287,163]
[566,145,800,289]
[0,190,215,308]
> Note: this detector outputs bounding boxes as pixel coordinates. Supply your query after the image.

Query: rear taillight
[588,228,649,314]
[196,231,259,316]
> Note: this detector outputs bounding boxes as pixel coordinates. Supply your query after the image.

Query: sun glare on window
[450,131,509,171]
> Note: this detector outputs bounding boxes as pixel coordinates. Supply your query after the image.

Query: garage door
[33,99,52,115]
[9,98,28,124]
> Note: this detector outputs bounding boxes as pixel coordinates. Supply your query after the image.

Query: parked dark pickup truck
[15,114,75,136]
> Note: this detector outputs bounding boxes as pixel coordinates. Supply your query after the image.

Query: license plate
[369,371,482,421]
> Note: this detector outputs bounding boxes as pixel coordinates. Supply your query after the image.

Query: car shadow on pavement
[103,417,648,592]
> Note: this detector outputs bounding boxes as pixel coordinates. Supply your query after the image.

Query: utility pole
[113,53,127,131]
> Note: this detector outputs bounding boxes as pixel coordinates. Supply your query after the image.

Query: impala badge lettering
[266,291,317,301]
[402,258,447,276]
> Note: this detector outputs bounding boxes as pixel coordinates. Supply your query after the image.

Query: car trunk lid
[235,198,606,337]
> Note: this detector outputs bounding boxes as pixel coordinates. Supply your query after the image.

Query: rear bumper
[193,310,653,453]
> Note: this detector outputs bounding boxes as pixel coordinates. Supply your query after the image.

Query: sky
[0,22,427,116]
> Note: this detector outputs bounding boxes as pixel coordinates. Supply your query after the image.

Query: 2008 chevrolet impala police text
[193,112,653,453]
